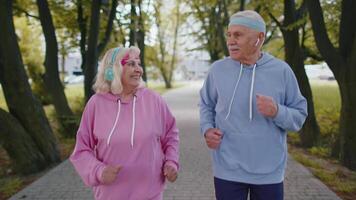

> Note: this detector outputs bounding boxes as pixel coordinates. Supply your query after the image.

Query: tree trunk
[36,0,76,137]
[282,0,320,147]
[168,0,181,86]
[339,72,356,168]
[240,0,245,11]
[0,109,47,174]
[216,1,229,57]
[97,0,118,56]
[137,0,147,82]
[85,0,101,102]
[160,69,172,89]
[307,0,356,169]
[129,0,137,46]
[77,0,87,73]
[0,0,60,164]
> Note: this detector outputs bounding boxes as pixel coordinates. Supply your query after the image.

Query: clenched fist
[204,128,223,149]
[163,162,178,182]
[101,165,121,185]
[256,94,278,118]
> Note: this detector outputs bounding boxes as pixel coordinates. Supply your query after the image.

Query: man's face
[226,25,261,61]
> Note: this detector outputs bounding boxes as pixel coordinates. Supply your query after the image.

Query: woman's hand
[101,165,121,185]
[163,162,178,182]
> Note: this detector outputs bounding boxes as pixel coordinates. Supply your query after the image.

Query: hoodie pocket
[217,131,285,174]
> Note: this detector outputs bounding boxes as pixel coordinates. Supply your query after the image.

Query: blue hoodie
[200,52,307,184]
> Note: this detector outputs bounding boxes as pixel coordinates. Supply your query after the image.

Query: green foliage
[320,0,341,47]
[0,177,23,199]
[309,146,330,158]
[287,132,301,146]
[288,81,340,152]
[313,168,337,182]
[311,81,340,148]
[335,180,356,193]
[291,147,356,198]
[292,153,323,169]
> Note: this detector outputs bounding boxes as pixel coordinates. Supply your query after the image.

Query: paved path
[10,81,341,200]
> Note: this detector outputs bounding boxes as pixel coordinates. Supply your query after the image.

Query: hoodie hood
[97,87,146,102]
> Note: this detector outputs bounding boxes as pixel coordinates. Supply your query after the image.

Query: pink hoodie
[70,87,179,200]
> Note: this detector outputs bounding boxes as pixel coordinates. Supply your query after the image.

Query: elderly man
[199,10,307,200]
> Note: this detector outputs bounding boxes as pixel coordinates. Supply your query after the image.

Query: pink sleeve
[159,98,180,170]
[69,98,106,187]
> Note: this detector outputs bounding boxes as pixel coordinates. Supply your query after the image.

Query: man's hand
[256,94,278,118]
[163,163,178,182]
[101,165,121,185]
[204,128,223,149]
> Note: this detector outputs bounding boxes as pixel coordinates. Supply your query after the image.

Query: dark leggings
[214,177,284,200]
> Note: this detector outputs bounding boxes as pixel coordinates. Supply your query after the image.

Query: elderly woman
[70,46,179,200]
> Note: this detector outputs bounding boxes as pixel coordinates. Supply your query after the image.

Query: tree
[150,0,182,88]
[0,108,46,174]
[307,0,356,169]
[136,0,147,81]
[266,0,320,147]
[0,0,60,169]
[14,16,51,105]
[84,0,118,101]
[129,0,137,46]
[184,0,240,62]
[36,0,76,137]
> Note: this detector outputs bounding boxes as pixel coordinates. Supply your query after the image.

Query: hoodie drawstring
[225,63,243,120]
[107,99,121,145]
[106,96,137,148]
[130,96,137,148]
[225,63,257,121]
[249,64,257,121]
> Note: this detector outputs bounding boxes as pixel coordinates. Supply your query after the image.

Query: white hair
[92,46,144,95]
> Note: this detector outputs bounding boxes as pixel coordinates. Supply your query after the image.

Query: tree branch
[306,0,344,79]
[97,0,118,56]
[13,5,39,19]
[267,10,283,30]
[296,0,308,20]
[303,47,323,61]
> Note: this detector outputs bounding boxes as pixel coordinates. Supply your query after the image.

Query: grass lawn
[288,80,356,200]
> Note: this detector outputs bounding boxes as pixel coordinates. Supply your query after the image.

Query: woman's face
[121,54,143,89]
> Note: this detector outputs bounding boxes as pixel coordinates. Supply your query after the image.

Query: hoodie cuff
[95,163,107,184]
[164,160,179,171]
[273,104,286,125]
[201,124,214,136]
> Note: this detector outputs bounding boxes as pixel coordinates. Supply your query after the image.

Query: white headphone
[254,38,260,47]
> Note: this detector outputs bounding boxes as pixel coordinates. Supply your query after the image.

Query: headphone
[254,38,260,47]
[104,48,120,81]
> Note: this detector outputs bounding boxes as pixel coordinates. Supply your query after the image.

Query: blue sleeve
[273,68,308,132]
[199,69,218,136]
